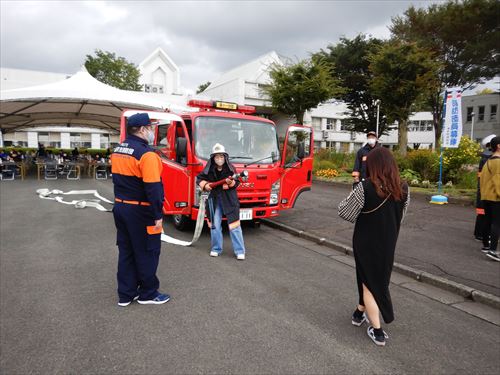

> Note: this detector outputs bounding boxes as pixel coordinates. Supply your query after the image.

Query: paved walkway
[270,181,500,297]
[1,179,499,374]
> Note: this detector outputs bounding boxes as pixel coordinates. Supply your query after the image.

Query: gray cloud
[1,0,436,92]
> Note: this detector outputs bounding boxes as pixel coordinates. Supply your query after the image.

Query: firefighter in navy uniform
[352,131,380,182]
[111,113,170,307]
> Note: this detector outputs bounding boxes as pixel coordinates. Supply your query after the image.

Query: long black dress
[339,179,409,324]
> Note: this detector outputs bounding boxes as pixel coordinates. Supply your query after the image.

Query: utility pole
[375,99,381,137]
[470,112,475,141]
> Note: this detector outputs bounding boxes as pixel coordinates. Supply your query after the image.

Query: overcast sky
[1,0,441,92]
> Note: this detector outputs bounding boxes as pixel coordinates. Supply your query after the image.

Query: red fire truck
[120,100,313,230]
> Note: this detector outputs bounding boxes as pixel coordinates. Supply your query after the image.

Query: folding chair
[95,164,107,180]
[44,161,58,180]
[1,164,15,181]
[66,163,80,180]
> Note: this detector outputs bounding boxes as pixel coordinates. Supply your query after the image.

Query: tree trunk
[296,111,304,125]
[398,119,408,157]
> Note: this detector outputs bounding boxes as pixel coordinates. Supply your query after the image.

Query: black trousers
[483,201,500,251]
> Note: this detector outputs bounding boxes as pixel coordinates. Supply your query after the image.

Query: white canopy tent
[0,68,190,135]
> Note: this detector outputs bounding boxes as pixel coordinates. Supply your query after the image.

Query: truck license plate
[240,209,253,221]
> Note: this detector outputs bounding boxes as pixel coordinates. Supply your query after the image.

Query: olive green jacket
[480,156,500,202]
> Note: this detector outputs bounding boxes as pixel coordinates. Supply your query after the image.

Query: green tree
[391,0,500,147]
[84,49,143,91]
[262,59,343,125]
[369,41,441,156]
[196,81,211,94]
[313,35,390,135]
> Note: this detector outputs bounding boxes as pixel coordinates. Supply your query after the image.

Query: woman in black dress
[339,147,409,346]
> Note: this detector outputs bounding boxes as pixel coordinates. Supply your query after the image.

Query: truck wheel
[172,214,192,231]
[250,220,261,229]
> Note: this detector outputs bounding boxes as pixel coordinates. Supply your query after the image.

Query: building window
[145,84,164,94]
[339,121,349,131]
[311,117,321,132]
[478,106,485,121]
[466,107,473,122]
[325,141,335,149]
[491,105,497,120]
[408,121,418,132]
[340,142,350,153]
[326,118,335,130]
[100,135,110,149]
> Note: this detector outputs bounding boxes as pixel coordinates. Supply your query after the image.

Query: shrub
[406,149,440,181]
[442,136,481,182]
[315,168,339,179]
[400,169,421,183]
[393,152,411,172]
[313,149,356,172]
[456,171,477,190]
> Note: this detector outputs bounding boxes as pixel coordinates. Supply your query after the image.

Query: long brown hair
[366,147,403,201]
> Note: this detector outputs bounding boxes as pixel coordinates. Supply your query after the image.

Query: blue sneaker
[137,293,171,305]
[117,294,139,307]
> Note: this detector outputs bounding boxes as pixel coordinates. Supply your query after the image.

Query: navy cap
[127,113,150,127]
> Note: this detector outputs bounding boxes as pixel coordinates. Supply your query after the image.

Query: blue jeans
[208,197,245,255]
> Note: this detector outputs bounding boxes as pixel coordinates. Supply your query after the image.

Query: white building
[202,51,282,107]
[1,47,184,148]
[201,51,435,150]
[139,47,181,95]
[3,126,117,149]
[306,102,435,152]
[0,68,69,91]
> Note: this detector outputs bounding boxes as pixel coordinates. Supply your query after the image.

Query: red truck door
[156,120,193,215]
[279,125,313,209]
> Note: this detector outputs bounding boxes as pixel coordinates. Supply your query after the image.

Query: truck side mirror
[176,137,187,165]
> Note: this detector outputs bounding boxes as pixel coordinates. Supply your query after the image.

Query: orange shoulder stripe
[111,153,142,178]
[139,152,163,183]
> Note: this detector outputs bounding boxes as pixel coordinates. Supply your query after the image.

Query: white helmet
[481,134,497,148]
[211,143,227,155]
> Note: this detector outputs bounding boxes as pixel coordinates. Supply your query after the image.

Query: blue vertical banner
[441,88,463,148]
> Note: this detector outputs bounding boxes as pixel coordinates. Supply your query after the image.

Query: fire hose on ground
[35,170,249,247]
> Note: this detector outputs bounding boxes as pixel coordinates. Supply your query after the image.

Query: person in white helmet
[196,143,246,260]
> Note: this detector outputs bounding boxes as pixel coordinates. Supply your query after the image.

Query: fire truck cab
[120,100,313,230]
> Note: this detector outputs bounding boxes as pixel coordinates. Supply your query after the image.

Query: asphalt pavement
[271,180,500,297]
[1,178,499,374]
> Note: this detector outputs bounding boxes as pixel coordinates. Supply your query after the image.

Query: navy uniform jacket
[353,143,379,180]
[110,135,164,220]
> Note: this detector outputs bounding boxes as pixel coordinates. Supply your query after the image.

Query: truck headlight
[270,180,280,205]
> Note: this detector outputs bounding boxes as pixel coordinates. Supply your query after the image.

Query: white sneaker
[210,251,219,257]
[236,253,245,260]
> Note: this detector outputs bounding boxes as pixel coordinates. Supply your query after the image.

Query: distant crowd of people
[0,144,111,164]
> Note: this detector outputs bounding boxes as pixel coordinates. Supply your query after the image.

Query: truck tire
[250,220,261,229]
[172,214,192,231]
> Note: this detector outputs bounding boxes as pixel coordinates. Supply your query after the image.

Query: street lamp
[375,99,381,137]
[470,111,475,141]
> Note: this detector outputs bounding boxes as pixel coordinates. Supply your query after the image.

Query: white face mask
[367,138,377,146]
[144,127,155,144]
[214,156,225,166]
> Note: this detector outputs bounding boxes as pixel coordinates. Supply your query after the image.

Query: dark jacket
[196,154,241,224]
[353,143,379,180]
[111,135,164,220]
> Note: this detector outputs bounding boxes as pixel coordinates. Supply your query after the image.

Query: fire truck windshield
[195,116,280,163]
